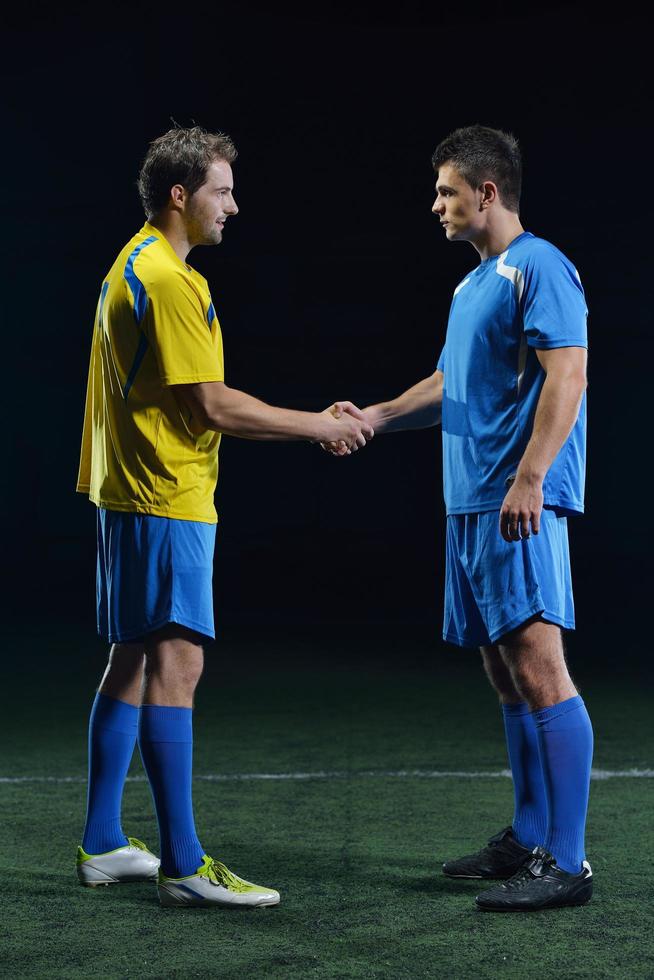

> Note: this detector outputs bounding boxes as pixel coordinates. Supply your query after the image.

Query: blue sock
[82,693,138,855]
[533,695,593,873]
[138,705,205,878]
[502,702,547,850]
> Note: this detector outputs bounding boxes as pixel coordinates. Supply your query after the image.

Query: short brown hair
[432,125,522,213]
[137,125,237,220]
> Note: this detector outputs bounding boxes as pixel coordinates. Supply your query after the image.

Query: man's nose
[432,197,444,214]
[226,194,239,215]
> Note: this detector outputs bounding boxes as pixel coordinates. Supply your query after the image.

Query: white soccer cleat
[77,837,160,886]
[158,854,281,908]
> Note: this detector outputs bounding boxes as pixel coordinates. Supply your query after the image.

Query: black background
[3,2,649,657]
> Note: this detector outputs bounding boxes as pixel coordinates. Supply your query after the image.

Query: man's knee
[144,656,204,694]
[143,625,205,694]
[498,618,577,705]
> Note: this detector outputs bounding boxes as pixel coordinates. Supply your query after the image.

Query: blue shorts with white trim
[443,509,575,648]
[96,508,216,644]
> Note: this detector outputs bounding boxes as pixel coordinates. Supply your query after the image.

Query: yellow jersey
[77,222,224,523]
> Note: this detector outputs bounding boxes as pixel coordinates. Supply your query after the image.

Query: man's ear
[479,180,498,211]
[170,183,187,210]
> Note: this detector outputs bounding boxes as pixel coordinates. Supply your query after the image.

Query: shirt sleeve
[522,248,588,349]
[437,345,446,372]
[142,269,224,385]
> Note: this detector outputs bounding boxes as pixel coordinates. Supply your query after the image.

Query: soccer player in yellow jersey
[75,126,373,908]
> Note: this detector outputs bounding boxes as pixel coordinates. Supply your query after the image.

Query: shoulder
[509,234,581,280]
[132,242,200,299]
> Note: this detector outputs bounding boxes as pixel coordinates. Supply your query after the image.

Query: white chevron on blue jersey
[495,249,525,303]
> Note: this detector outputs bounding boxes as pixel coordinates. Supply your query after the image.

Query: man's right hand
[316,402,374,455]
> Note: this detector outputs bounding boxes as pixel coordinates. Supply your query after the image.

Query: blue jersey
[437,231,587,516]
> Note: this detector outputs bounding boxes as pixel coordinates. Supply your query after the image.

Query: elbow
[186,398,217,431]
[197,393,232,432]
[174,381,233,433]
[202,406,226,432]
[552,371,587,395]
[566,375,587,405]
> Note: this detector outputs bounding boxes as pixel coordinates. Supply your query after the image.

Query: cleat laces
[202,858,254,893]
[502,848,556,891]
[127,837,150,852]
[501,866,537,892]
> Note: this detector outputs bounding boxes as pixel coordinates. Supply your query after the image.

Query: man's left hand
[499,476,544,542]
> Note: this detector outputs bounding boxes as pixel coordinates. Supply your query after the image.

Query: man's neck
[148,214,192,263]
[472,213,525,262]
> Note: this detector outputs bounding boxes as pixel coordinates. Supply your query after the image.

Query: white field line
[0,767,652,785]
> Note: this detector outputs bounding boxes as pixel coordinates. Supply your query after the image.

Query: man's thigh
[463,509,575,646]
[96,509,217,644]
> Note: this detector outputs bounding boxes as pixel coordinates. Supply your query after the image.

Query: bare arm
[358,369,444,434]
[173,381,374,449]
[320,370,442,456]
[500,346,587,542]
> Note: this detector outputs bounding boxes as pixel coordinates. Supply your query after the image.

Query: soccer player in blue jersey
[327,125,593,911]
[76,126,373,907]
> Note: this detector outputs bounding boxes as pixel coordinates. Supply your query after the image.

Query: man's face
[184,159,238,246]
[432,163,484,243]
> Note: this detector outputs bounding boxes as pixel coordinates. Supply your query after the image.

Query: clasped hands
[318,401,374,456]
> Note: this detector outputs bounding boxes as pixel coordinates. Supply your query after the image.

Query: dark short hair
[137,125,237,220]
[432,125,522,212]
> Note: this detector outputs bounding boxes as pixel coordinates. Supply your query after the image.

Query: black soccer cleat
[442,826,533,879]
[475,846,593,912]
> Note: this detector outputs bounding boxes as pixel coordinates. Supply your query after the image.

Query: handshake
[318,401,375,457]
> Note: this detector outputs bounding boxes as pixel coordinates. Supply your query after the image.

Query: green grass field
[2,624,653,979]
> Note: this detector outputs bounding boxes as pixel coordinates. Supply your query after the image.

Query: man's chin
[446,227,473,245]
[200,230,223,246]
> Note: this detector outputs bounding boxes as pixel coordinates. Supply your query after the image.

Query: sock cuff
[533,694,585,728]
[90,693,139,735]
[502,701,531,719]
[139,704,193,743]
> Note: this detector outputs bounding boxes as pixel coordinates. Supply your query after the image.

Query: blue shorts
[443,509,575,648]
[96,508,217,644]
